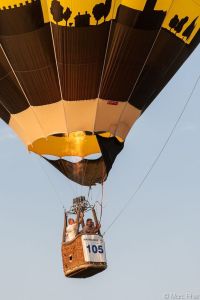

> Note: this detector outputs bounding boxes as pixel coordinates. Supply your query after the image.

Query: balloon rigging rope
[103,70,200,236]
[33,154,67,211]
[59,158,77,195]
[97,0,123,99]
[47,4,69,133]
[99,182,104,224]
[114,0,176,136]
[0,44,47,139]
[98,165,106,224]
[81,158,89,194]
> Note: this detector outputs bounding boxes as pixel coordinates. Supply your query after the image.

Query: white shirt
[66,223,78,242]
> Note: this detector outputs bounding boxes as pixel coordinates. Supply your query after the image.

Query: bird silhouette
[92,0,112,25]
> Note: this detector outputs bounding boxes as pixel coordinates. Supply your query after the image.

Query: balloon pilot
[61,196,106,278]
[64,196,101,243]
[82,218,101,235]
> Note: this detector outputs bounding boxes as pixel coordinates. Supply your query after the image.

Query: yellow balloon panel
[1,0,200,42]
[27,131,122,157]
[28,132,101,157]
[44,0,121,26]
[0,0,172,11]
[162,0,200,44]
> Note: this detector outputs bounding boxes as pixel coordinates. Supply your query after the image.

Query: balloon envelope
[0,0,200,184]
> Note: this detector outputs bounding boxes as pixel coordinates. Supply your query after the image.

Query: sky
[0,47,200,300]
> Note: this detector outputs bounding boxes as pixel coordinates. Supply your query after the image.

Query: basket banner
[81,235,107,263]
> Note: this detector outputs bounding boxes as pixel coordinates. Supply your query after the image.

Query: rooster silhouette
[92,0,112,25]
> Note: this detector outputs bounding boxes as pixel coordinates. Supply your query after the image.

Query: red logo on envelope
[107,100,119,105]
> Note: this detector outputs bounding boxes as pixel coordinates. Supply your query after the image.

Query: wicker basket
[62,234,107,278]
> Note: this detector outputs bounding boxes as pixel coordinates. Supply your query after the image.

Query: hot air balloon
[0,0,200,278]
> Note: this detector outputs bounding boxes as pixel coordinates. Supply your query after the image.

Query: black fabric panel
[189,28,200,50]
[115,4,139,27]
[0,72,30,113]
[0,0,44,35]
[0,104,10,123]
[43,156,107,186]
[0,46,10,78]
[99,22,158,101]
[129,28,200,111]
[99,4,166,101]
[98,3,199,113]
[14,66,60,105]
[96,135,124,173]
[0,24,61,106]
[0,47,29,113]
[52,22,110,100]
[0,1,199,127]
[116,3,165,30]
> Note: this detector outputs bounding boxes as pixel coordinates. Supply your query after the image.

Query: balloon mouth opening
[28,131,123,158]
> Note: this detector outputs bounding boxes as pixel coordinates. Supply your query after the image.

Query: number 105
[86,244,104,254]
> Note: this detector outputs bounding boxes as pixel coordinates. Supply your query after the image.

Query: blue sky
[0,47,200,300]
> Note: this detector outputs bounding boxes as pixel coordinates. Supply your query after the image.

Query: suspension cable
[59,158,76,196]
[32,154,66,211]
[99,181,104,224]
[103,71,200,236]
[87,186,92,201]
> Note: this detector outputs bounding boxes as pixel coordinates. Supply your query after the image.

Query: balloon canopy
[0,0,200,185]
